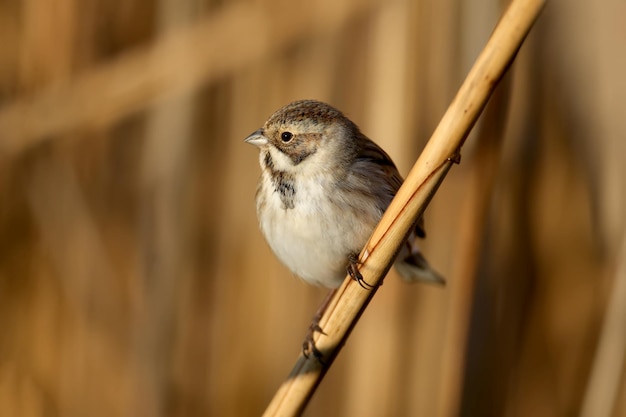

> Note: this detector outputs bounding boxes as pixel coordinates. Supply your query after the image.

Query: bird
[245,100,443,359]
[245,99,443,290]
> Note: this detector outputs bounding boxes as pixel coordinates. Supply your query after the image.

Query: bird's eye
[280,131,293,142]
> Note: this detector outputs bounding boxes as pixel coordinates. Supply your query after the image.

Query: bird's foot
[347,253,375,290]
[302,320,326,362]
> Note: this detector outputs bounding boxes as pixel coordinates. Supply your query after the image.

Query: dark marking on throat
[274,173,295,209]
[264,152,274,170]
[263,152,296,209]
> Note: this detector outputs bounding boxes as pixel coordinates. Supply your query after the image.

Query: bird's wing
[355,134,426,238]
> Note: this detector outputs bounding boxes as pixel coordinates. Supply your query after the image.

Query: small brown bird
[245,99,443,289]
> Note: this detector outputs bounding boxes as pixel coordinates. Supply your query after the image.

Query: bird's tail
[394,230,445,285]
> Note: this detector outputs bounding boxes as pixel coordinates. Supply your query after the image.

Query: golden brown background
[0,0,624,416]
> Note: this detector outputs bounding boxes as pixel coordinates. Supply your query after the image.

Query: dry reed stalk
[262,0,545,415]
[580,234,626,417]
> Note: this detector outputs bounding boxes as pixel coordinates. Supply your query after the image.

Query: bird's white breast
[257,171,371,288]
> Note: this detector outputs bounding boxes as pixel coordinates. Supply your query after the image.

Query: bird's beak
[244,129,268,147]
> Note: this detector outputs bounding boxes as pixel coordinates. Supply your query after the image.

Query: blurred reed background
[0,0,624,416]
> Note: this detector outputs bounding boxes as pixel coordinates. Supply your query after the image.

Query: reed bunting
[245,99,443,289]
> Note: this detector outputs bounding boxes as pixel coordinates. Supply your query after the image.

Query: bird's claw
[302,322,325,362]
[347,254,375,290]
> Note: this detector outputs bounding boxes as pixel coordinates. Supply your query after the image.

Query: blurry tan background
[0,0,624,416]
